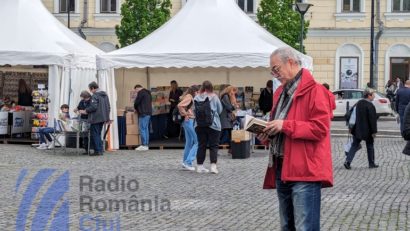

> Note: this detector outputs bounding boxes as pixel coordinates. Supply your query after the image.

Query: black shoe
[343,161,351,170]
[369,164,379,169]
[90,152,101,156]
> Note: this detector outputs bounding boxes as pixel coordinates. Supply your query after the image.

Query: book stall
[0,70,48,141]
[117,82,269,152]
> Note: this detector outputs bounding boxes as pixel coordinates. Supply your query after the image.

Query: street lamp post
[295,2,313,53]
[67,0,71,28]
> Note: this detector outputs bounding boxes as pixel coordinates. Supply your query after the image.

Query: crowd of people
[35,81,111,156]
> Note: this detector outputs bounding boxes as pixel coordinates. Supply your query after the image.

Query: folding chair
[50,119,66,154]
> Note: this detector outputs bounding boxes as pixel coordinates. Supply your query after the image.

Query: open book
[244,115,268,135]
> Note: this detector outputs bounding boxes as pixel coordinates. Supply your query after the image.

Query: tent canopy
[0,0,102,69]
[98,0,312,69]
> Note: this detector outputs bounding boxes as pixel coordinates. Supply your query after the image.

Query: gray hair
[271,47,301,66]
[80,90,91,99]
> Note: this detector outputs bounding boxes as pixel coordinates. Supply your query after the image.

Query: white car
[332,89,393,118]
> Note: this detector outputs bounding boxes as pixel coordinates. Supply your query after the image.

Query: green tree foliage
[115,0,172,47]
[257,0,310,54]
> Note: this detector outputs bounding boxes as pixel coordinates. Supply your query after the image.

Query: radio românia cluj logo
[14,169,69,231]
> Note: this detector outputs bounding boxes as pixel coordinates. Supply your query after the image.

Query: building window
[59,0,75,13]
[392,0,410,12]
[101,0,117,13]
[237,0,254,13]
[342,0,360,12]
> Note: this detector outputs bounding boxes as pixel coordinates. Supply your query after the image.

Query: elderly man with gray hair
[257,47,333,230]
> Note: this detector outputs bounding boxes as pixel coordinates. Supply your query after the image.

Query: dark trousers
[346,135,376,166]
[90,122,104,153]
[219,128,232,145]
[195,127,221,165]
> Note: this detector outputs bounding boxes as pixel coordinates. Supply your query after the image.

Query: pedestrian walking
[178,85,199,171]
[79,82,111,156]
[344,88,379,169]
[395,80,410,133]
[257,47,333,231]
[194,80,223,174]
[133,84,152,151]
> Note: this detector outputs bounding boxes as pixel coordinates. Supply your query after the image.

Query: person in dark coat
[18,79,33,106]
[165,80,183,138]
[395,80,410,133]
[134,84,152,151]
[79,82,111,156]
[258,80,273,115]
[75,90,92,153]
[401,102,410,155]
[344,88,379,169]
[219,85,239,145]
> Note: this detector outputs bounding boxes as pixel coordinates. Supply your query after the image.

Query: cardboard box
[125,112,137,124]
[231,130,251,142]
[126,134,140,146]
[127,124,139,135]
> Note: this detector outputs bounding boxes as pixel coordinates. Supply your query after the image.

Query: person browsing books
[257,47,333,231]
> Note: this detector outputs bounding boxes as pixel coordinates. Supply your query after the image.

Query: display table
[0,111,32,135]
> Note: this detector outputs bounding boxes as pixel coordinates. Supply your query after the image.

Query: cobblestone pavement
[0,137,409,231]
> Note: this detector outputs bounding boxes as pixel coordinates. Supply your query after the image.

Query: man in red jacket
[257,47,333,231]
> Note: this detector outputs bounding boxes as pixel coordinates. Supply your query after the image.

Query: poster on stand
[11,111,25,134]
[0,112,8,135]
[340,57,359,89]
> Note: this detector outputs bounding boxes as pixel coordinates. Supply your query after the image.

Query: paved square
[0,137,409,230]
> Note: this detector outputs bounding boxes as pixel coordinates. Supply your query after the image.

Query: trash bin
[231,140,251,159]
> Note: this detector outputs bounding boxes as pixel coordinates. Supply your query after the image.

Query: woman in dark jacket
[18,79,33,106]
[219,85,239,145]
[401,103,410,155]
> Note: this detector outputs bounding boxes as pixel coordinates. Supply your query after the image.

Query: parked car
[332,89,393,118]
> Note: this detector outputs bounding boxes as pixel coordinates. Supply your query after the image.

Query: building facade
[41,0,260,51]
[304,0,410,91]
[42,0,410,92]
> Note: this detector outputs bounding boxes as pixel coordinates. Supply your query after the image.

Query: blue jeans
[90,122,104,153]
[276,160,322,231]
[182,119,198,166]
[139,115,151,146]
[39,127,55,144]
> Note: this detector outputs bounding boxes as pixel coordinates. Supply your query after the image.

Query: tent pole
[226,68,230,84]
[146,67,151,89]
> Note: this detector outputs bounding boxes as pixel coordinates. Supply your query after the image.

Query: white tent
[0,0,118,149]
[98,0,312,69]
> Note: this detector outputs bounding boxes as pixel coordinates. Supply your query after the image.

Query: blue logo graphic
[15,169,70,231]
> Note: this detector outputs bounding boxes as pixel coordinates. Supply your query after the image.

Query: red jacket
[264,69,333,188]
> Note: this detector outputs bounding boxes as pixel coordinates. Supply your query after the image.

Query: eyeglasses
[271,65,282,76]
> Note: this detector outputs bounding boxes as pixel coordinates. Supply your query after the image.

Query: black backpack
[194,97,213,127]
[172,101,193,124]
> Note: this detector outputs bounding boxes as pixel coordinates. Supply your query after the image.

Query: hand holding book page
[244,115,268,135]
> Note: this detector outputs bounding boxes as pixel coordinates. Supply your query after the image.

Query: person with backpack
[177,85,199,171]
[344,88,379,169]
[219,85,239,146]
[194,80,223,174]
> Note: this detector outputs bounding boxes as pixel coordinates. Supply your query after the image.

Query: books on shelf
[244,115,267,135]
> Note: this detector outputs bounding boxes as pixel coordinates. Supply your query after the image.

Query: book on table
[244,115,267,135]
